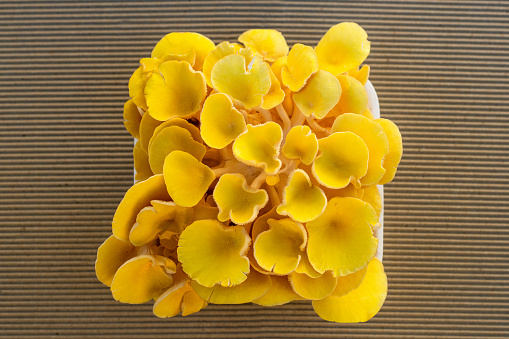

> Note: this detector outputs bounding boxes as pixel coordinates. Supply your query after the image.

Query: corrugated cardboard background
[1,0,508,338]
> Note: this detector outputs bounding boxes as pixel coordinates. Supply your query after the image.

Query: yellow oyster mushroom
[347,64,370,86]
[211,53,271,109]
[254,218,307,275]
[139,109,162,153]
[95,235,136,287]
[123,99,141,139]
[163,151,215,207]
[238,29,289,62]
[307,197,379,277]
[154,282,206,318]
[178,219,250,287]
[271,56,286,83]
[253,275,302,306]
[200,93,247,149]
[277,169,327,223]
[375,118,403,185]
[261,68,285,110]
[312,258,387,323]
[213,173,268,225]
[150,117,203,147]
[361,108,375,120]
[361,185,382,219]
[332,265,368,297]
[148,126,207,174]
[151,32,215,71]
[112,174,169,241]
[128,66,150,110]
[191,270,271,304]
[281,43,319,92]
[251,206,282,242]
[233,122,283,175]
[289,271,337,300]
[312,132,369,189]
[111,255,175,304]
[293,70,342,119]
[315,22,370,75]
[153,267,206,318]
[133,140,153,182]
[129,200,193,246]
[329,75,368,116]
[332,113,389,186]
[282,125,318,165]
[202,42,239,87]
[141,51,197,73]
[145,60,207,121]
[294,251,322,278]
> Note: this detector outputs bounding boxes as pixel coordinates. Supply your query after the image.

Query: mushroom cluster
[96,22,403,323]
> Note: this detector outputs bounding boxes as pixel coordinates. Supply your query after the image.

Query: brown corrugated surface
[1,0,508,338]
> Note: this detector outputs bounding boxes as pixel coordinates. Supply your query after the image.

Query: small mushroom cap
[282,125,319,165]
[151,32,215,71]
[148,126,207,174]
[315,22,370,75]
[178,219,250,287]
[133,140,153,182]
[281,43,319,92]
[128,66,149,110]
[254,218,307,275]
[261,67,285,110]
[347,64,370,85]
[150,117,203,148]
[375,118,403,185]
[293,70,342,119]
[145,60,207,121]
[312,132,369,189]
[233,122,283,175]
[289,271,337,300]
[112,174,169,241]
[153,267,206,318]
[331,265,368,297]
[361,185,382,220]
[332,113,390,186]
[211,53,271,109]
[123,99,142,139]
[253,275,303,306]
[111,255,175,304]
[306,197,379,277]
[312,258,387,323]
[163,151,215,207]
[202,41,238,87]
[129,200,193,246]
[191,270,271,304]
[200,93,247,149]
[95,235,136,287]
[139,110,162,153]
[329,75,368,116]
[277,169,327,223]
[213,173,268,225]
[238,29,289,62]
[271,56,287,84]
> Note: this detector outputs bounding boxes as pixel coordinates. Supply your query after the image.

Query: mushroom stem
[267,185,281,206]
[219,146,234,161]
[211,160,246,177]
[258,108,273,123]
[279,159,300,175]
[306,115,327,133]
[276,104,292,135]
[250,170,267,189]
[290,106,306,127]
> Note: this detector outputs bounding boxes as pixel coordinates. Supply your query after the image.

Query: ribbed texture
[1,0,508,338]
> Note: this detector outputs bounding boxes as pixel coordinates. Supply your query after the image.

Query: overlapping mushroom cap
[97,22,402,323]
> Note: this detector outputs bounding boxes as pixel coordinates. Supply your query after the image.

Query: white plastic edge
[365,80,383,261]
[133,80,384,261]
